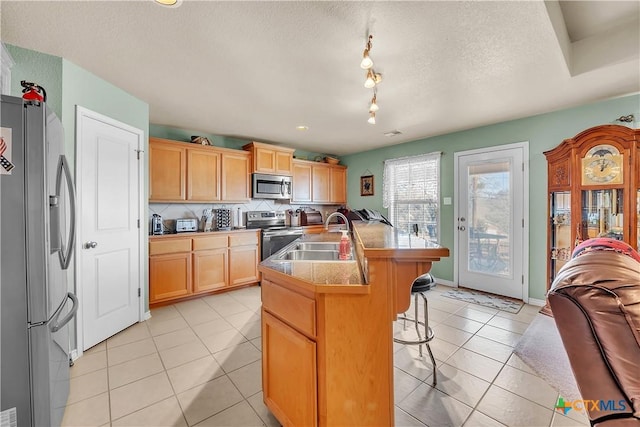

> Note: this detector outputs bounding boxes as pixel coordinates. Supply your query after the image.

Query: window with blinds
[382,152,441,242]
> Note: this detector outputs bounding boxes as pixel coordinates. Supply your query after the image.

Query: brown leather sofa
[548,247,640,426]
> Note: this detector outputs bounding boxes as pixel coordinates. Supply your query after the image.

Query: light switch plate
[443,197,452,205]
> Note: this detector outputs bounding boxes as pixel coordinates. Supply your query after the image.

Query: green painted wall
[5,44,63,118]
[341,94,640,300]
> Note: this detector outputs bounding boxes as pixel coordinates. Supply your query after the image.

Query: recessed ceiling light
[296,125,309,131]
[384,130,402,137]
[154,0,182,7]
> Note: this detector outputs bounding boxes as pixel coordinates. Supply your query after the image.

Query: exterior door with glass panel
[456,145,526,299]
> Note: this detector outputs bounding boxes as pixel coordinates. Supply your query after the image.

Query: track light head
[368,112,376,125]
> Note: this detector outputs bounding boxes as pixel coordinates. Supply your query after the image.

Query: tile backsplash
[149,200,342,233]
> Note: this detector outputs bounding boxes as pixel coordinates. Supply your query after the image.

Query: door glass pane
[467,161,511,276]
[550,191,571,279]
[580,189,623,241]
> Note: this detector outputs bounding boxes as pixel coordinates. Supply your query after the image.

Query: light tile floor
[62,285,590,427]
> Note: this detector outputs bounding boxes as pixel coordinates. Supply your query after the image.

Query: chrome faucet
[324,212,350,232]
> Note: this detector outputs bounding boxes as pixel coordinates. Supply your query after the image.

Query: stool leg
[422,293,437,386]
[413,293,423,357]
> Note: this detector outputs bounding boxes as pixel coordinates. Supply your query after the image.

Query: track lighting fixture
[360,35,374,69]
[369,93,379,112]
[364,70,382,89]
[360,34,383,124]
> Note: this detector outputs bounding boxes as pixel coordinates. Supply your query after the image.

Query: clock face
[581,144,623,185]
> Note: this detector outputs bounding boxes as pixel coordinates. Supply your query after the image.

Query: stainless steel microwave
[252,173,292,199]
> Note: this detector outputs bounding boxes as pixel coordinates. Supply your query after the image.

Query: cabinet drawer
[229,232,258,247]
[262,280,316,338]
[149,238,192,255]
[193,235,228,251]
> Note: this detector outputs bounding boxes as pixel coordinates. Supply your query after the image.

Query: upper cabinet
[149,138,187,201]
[243,141,295,175]
[544,125,639,291]
[293,159,347,205]
[149,137,249,203]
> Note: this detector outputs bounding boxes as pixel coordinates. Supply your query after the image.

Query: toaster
[304,211,323,225]
[175,218,198,233]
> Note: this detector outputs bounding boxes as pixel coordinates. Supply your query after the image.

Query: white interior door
[455,144,528,300]
[77,107,143,350]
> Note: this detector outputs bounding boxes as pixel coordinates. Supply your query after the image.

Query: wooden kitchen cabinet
[293,159,346,204]
[149,137,248,203]
[312,164,331,203]
[149,138,186,201]
[262,311,317,427]
[149,230,260,306]
[330,166,346,204]
[292,161,313,202]
[149,253,192,302]
[228,232,260,286]
[221,151,251,202]
[243,141,295,175]
[193,248,227,293]
[187,148,220,201]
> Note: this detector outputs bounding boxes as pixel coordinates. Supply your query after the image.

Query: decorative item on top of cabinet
[544,124,639,298]
[243,141,295,176]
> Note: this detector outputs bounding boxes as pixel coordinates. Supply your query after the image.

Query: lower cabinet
[149,230,259,306]
[149,252,192,302]
[262,311,317,427]
[193,248,227,293]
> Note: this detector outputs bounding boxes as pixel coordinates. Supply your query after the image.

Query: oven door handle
[263,230,303,238]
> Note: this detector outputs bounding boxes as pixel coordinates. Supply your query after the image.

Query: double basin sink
[274,241,354,262]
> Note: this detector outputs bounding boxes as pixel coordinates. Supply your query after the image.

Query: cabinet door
[293,161,312,203]
[312,165,330,203]
[150,140,186,201]
[275,150,293,175]
[229,245,259,286]
[149,253,191,303]
[188,149,220,201]
[221,152,250,202]
[254,147,276,174]
[262,311,317,427]
[330,167,346,204]
[193,248,227,293]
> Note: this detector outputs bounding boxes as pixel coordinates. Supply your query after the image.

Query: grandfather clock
[544,124,639,299]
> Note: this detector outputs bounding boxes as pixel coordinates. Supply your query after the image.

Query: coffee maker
[151,214,164,235]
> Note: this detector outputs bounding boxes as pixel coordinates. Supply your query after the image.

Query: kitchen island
[259,221,449,427]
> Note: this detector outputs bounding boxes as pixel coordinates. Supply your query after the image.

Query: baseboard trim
[70,349,79,362]
[434,277,456,287]
[528,298,546,307]
[144,310,152,321]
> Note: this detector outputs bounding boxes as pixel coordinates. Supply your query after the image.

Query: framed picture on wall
[360,175,374,196]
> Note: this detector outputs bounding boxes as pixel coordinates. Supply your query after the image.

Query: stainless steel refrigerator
[1,95,78,427]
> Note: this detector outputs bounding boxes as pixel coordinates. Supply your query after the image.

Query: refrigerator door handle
[49,292,78,333]
[55,154,76,270]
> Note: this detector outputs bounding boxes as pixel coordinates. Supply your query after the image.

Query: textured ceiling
[1,1,638,156]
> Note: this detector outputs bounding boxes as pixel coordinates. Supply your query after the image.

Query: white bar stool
[394,273,437,385]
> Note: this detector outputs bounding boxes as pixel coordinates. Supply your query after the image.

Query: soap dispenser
[339,230,351,260]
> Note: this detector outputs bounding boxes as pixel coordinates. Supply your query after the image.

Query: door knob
[84,241,98,249]
[459,226,466,231]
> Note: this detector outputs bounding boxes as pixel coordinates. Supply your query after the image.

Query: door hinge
[522,162,524,171]
[136,149,144,160]
[137,219,140,228]
[522,218,524,228]
[522,275,524,284]
[138,288,141,297]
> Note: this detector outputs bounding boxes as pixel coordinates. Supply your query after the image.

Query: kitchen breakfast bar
[259,221,449,427]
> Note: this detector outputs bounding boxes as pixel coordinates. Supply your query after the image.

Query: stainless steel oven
[246,211,303,260]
